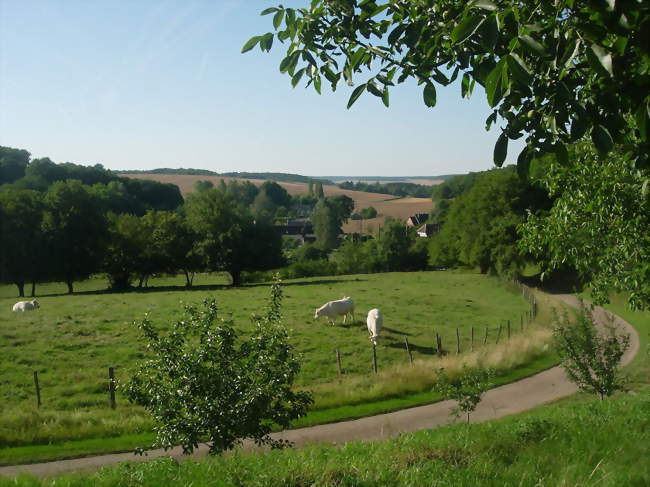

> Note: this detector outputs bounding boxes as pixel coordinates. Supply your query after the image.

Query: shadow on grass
[382,326,412,336]
[36,277,368,298]
[385,340,437,355]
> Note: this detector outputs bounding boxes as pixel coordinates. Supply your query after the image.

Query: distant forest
[338,181,434,198]
[120,168,333,186]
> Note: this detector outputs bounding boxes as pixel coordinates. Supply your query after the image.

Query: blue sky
[0,0,522,176]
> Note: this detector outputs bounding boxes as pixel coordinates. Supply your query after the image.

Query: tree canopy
[246,0,649,173]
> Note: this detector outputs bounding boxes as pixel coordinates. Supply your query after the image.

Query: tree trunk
[66,280,74,294]
[230,269,241,287]
[15,281,25,298]
[30,281,36,297]
[183,270,193,288]
[138,274,145,288]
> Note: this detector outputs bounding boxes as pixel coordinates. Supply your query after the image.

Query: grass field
[118,173,433,233]
[0,271,544,454]
[3,294,648,485]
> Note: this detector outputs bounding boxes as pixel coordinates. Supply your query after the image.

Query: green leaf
[516,147,530,179]
[382,87,390,108]
[588,44,613,76]
[260,7,278,16]
[259,33,274,52]
[485,60,505,107]
[241,36,261,54]
[367,81,383,97]
[461,73,473,98]
[472,0,498,10]
[347,84,367,109]
[376,74,394,86]
[591,125,614,153]
[494,132,508,166]
[423,83,437,107]
[519,35,545,55]
[388,24,406,45]
[322,66,339,85]
[350,48,366,70]
[506,53,532,85]
[273,10,284,30]
[635,100,649,142]
[432,69,450,86]
[451,15,485,44]
[291,68,305,88]
[313,75,322,95]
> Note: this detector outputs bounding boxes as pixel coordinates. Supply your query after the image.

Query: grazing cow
[314,297,355,325]
[366,308,383,345]
[12,300,40,312]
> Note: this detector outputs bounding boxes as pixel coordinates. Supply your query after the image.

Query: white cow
[12,300,40,312]
[314,297,355,325]
[366,308,383,345]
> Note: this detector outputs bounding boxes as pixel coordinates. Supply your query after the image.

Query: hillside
[119,173,434,233]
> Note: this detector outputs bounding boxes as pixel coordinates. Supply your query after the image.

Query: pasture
[0,271,544,456]
[119,173,433,233]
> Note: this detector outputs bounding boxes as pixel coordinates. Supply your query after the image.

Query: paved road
[0,294,639,478]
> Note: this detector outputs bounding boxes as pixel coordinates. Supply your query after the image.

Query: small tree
[434,365,493,423]
[553,306,630,400]
[125,277,313,455]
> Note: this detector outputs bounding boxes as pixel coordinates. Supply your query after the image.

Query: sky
[0,0,523,177]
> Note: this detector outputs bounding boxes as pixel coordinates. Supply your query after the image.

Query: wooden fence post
[108,367,116,410]
[404,337,413,365]
[496,324,502,344]
[520,314,524,331]
[436,333,443,357]
[507,320,511,341]
[372,343,378,374]
[456,328,461,354]
[483,327,488,346]
[471,327,474,352]
[335,349,342,377]
[33,371,41,408]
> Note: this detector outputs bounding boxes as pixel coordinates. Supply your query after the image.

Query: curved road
[0,294,640,478]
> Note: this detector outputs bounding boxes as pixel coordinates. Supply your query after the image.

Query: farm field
[118,173,434,233]
[0,271,542,454]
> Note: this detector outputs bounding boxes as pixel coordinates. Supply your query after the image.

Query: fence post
[471,327,474,352]
[456,328,461,354]
[520,314,524,331]
[496,324,502,344]
[372,343,378,373]
[483,327,488,346]
[436,333,443,357]
[507,320,511,341]
[404,337,413,365]
[108,367,116,410]
[335,349,342,377]
[33,371,41,408]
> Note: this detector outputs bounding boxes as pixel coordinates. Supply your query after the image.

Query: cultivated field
[118,173,434,233]
[0,271,541,453]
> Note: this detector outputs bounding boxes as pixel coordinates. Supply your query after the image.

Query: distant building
[416,223,439,238]
[275,219,316,244]
[406,213,429,227]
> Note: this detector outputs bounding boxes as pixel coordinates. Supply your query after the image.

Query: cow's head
[31,300,40,308]
[314,308,323,319]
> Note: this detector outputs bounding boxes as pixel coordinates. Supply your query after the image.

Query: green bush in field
[553,306,630,400]
[124,278,313,455]
[433,365,493,423]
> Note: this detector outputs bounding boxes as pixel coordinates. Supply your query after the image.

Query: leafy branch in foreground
[434,365,493,423]
[245,1,649,174]
[553,305,630,400]
[124,277,313,455]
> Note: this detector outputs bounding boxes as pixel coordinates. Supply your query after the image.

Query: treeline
[120,168,219,176]
[0,146,183,215]
[428,166,553,276]
[247,219,428,282]
[0,146,292,296]
[219,172,333,186]
[338,181,433,198]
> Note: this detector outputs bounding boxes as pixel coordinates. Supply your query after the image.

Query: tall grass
[309,326,552,410]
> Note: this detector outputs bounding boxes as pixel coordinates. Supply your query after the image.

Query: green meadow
[0,271,550,462]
